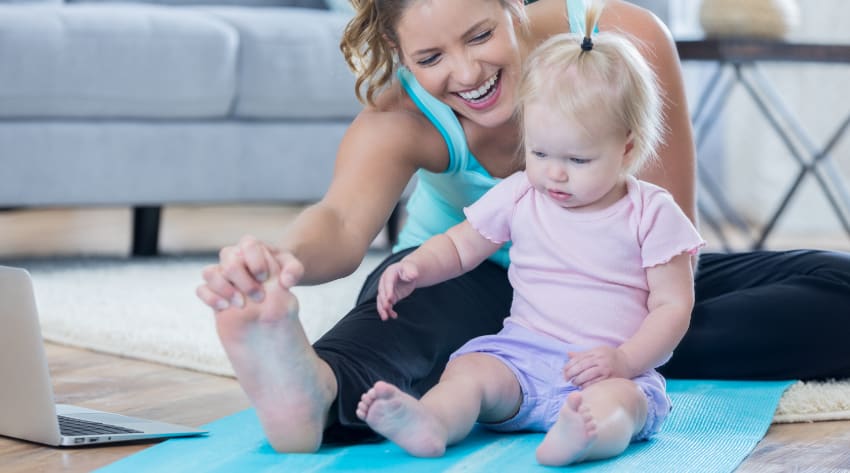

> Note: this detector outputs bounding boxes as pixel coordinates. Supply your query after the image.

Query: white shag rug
[14,253,387,378]
[6,255,850,425]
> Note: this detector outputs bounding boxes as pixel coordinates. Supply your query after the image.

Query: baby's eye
[531,150,547,159]
[570,157,591,164]
[471,30,493,43]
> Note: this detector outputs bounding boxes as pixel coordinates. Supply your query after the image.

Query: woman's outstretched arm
[198,104,447,309]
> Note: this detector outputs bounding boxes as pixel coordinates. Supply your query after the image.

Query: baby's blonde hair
[517,2,663,174]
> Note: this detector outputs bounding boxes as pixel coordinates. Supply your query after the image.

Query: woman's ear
[382,32,397,50]
[383,33,403,66]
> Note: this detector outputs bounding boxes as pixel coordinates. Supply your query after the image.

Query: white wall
[725,1,850,235]
[668,0,850,236]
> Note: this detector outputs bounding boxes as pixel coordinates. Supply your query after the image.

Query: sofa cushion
[0,4,238,118]
[0,0,63,4]
[0,121,347,205]
[68,0,329,8]
[204,6,361,119]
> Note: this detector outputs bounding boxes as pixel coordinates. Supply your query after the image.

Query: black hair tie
[581,36,593,51]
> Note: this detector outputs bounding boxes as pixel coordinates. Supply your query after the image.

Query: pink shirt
[464,172,704,361]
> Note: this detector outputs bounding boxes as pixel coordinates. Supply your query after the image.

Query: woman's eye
[417,54,440,66]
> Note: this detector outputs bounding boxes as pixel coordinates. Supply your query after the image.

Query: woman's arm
[604,1,698,226]
[198,102,449,309]
[279,110,439,284]
[283,105,458,284]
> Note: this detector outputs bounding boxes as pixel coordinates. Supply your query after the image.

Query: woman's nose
[451,54,483,88]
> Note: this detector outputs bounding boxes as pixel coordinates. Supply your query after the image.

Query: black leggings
[661,249,850,380]
[313,248,850,442]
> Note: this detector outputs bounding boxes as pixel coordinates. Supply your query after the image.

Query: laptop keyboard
[58,415,143,436]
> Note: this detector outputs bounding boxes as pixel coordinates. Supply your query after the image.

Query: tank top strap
[566,0,599,35]
[397,66,469,174]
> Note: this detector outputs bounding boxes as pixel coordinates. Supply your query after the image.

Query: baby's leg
[357,381,447,457]
[535,391,597,466]
[357,353,521,457]
[537,378,648,466]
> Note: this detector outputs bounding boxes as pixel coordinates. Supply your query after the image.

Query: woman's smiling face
[395,0,524,128]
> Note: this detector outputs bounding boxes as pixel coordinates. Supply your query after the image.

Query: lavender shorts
[449,321,671,441]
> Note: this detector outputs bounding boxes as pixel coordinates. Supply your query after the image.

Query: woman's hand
[196,235,304,311]
[376,260,420,320]
[563,346,633,388]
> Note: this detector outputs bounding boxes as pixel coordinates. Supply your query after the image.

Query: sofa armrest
[0,0,64,4]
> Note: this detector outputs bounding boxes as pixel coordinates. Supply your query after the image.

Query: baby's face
[523,101,631,212]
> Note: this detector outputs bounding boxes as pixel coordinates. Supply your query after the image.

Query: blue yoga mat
[97,380,793,473]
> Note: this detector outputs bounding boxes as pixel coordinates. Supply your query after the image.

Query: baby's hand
[563,346,632,388]
[376,260,419,320]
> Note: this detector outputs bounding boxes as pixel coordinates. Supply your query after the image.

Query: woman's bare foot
[356,381,448,457]
[536,392,598,466]
[215,279,336,452]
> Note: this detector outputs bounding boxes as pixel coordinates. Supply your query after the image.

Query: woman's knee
[805,250,850,287]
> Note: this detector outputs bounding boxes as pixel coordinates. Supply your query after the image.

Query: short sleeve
[463,171,530,244]
[638,187,706,268]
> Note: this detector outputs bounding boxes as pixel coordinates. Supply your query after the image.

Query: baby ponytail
[583,0,604,43]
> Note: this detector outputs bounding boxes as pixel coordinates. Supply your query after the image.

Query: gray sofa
[0,0,361,255]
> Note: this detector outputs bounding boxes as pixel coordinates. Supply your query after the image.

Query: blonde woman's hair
[340,0,528,106]
[517,1,663,174]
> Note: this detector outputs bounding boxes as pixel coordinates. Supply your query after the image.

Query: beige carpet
[7,255,850,424]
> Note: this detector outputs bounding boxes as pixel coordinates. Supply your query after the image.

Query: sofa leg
[132,206,161,257]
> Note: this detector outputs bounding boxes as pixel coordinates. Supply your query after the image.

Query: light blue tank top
[392,0,590,269]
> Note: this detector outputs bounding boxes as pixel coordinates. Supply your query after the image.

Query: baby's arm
[376,220,502,320]
[564,252,694,386]
[618,252,695,376]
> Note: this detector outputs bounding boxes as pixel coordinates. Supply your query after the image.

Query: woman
[196,0,850,453]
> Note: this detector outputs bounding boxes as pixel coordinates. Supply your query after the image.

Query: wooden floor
[0,344,250,473]
[1,206,850,472]
[1,345,849,472]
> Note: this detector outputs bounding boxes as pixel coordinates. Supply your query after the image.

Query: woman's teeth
[458,72,499,101]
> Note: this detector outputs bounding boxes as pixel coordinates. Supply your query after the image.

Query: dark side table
[676,39,850,250]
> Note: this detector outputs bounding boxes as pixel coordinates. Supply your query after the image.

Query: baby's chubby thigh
[451,322,582,432]
[438,352,522,424]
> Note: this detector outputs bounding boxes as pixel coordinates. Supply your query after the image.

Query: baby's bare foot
[357,381,447,457]
[215,280,335,452]
[536,392,598,466]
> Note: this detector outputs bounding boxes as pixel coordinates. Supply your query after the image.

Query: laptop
[0,265,207,446]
